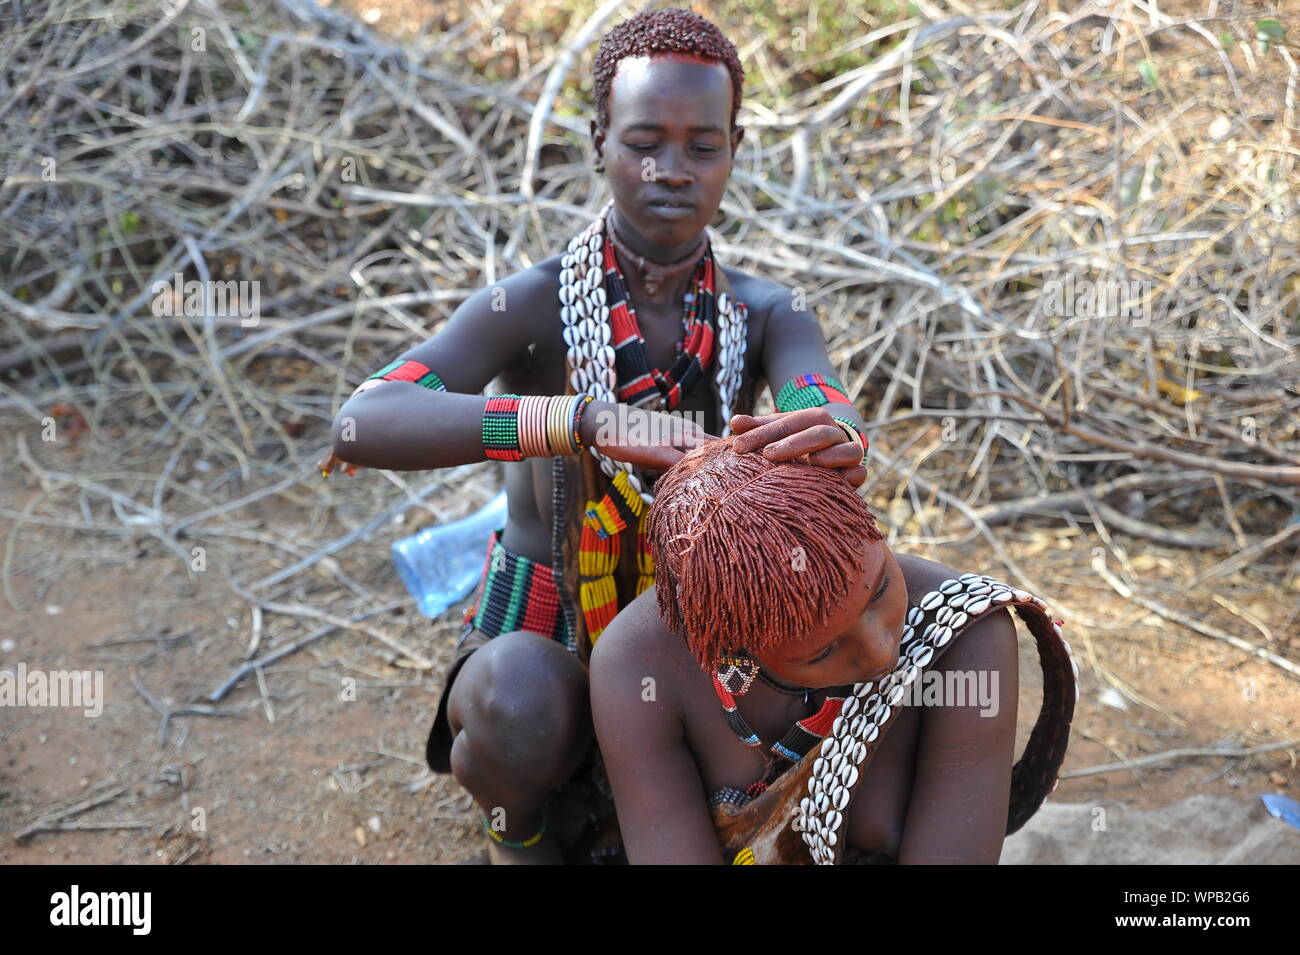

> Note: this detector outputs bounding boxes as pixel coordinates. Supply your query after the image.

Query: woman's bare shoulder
[590,586,697,682]
[589,587,702,753]
[895,552,960,605]
[895,552,1020,671]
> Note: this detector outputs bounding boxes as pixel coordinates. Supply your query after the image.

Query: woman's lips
[646,200,695,220]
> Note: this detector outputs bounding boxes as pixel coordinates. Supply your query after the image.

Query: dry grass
[1,0,1296,699]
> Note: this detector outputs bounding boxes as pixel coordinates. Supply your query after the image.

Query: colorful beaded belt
[465,529,574,650]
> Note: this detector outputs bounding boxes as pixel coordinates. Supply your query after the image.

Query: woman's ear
[730,124,745,160]
[590,119,606,168]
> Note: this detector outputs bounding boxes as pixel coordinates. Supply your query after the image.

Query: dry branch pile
[1,0,1296,684]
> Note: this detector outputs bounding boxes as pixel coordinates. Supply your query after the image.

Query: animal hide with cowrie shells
[711,587,1077,865]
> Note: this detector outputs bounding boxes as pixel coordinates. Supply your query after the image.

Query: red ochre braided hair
[647,437,885,673]
[592,7,745,133]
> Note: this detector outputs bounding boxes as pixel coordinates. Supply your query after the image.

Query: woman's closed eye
[798,575,891,666]
[802,642,836,666]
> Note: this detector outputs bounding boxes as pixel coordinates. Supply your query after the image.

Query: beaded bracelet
[774,373,853,412]
[482,811,547,850]
[483,394,525,461]
[570,394,594,452]
[830,415,869,465]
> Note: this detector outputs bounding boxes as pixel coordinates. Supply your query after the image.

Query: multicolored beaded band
[369,359,446,390]
[481,811,547,849]
[350,358,448,398]
[830,415,869,464]
[570,394,594,452]
[483,394,525,461]
[774,373,852,411]
[466,529,570,646]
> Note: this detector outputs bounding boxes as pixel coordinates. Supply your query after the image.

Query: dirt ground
[2,439,1297,865]
[3,0,1297,865]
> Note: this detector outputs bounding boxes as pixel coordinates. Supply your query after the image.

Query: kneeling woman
[590,437,1077,864]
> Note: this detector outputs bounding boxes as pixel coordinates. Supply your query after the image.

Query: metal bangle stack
[558,199,747,505]
[791,572,1080,865]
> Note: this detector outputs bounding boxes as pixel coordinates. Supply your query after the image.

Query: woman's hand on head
[729,408,867,488]
[586,402,719,471]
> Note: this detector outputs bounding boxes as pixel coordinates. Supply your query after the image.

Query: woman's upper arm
[590,595,726,865]
[896,608,1020,864]
[361,267,548,397]
[760,293,840,400]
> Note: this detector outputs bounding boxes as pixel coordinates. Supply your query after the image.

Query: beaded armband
[483,394,525,461]
[570,394,594,452]
[774,373,852,411]
[349,359,448,397]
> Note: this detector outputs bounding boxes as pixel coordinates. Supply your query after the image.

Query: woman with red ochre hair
[589,434,1077,865]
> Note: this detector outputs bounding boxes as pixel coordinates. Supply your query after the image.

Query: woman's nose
[652,147,692,184]
[848,625,900,675]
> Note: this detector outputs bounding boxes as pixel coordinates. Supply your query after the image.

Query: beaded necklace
[560,198,747,501]
[600,206,717,411]
[557,200,749,646]
[712,674,852,766]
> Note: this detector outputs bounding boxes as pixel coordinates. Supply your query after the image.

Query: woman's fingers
[317,450,343,475]
[837,464,867,488]
[806,439,867,470]
[728,412,782,435]
[730,408,830,454]
[756,423,850,461]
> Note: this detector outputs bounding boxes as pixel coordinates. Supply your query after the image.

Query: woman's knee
[450,632,590,777]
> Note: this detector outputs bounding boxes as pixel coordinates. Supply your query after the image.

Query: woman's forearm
[330,387,615,471]
[330,387,491,470]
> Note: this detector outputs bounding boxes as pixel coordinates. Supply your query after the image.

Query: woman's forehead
[758,542,887,658]
[609,55,731,121]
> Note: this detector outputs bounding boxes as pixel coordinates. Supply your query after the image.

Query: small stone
[0,638,14,653]
[362,8,381,23]
[367,815,381,833]
[1098,687,1128,711]
[45,605,62,615]
[1207,115,1231,140]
